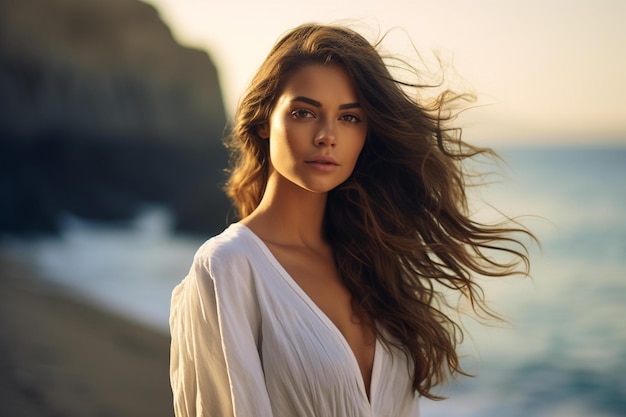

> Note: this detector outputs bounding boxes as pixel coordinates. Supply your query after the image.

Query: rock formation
[0,0,231,235]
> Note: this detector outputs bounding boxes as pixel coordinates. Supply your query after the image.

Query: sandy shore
[0,249,174,417]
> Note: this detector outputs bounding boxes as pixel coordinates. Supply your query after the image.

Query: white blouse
[170,223,421,417]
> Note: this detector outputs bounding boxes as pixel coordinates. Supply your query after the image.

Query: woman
[169,23,533,417]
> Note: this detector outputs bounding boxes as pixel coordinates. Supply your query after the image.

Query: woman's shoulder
[193,223,261,271]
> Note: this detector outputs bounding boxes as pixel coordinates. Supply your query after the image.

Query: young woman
[169,23,533,417]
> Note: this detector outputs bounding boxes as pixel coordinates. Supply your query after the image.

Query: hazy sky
[143,0,626,145]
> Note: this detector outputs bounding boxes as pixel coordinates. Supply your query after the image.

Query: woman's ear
[257,123,269,139]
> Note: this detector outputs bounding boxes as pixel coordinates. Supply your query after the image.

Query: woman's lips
[305,156,339,171]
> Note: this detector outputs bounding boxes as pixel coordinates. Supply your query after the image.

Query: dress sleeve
[169,248,273,417]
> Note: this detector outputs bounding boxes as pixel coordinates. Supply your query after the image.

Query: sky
[142,0,626,145]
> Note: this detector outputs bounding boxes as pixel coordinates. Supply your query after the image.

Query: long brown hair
[225,23,534,399]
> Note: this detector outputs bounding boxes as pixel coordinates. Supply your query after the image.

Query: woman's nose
[313,121,336,147]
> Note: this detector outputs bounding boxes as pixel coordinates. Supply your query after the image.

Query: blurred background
[0,0,624,416]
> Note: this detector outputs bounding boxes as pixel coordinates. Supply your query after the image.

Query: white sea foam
[3,206,204,331]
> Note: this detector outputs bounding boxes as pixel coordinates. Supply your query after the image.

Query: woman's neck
[240,176,328,249]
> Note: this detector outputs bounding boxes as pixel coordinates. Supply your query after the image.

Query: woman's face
[259,64,367,194]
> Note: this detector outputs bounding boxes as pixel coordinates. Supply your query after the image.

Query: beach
[0,250,174,417]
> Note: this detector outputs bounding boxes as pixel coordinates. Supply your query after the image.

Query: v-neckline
[234,223,379,403]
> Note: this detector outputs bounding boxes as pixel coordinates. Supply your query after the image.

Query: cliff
[0,0,231,234]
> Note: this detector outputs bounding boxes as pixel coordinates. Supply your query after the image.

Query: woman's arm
[169,249,272,417]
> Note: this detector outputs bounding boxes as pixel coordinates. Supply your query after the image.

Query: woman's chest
[252,270,419,417]
[262,245,376,389]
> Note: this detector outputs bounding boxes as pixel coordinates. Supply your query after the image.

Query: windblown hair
[225,23,534,399]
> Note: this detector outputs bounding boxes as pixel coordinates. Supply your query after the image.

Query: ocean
[3,145,625,416]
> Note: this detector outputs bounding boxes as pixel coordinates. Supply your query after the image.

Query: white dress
[169,223,421,417]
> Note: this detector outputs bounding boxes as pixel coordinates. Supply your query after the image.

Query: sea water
[421,146,626,416]
[3,146,625,416]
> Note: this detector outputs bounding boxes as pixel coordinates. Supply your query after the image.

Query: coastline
[0,249,174,417]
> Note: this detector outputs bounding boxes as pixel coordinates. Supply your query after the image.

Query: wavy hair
[224,23,534,399]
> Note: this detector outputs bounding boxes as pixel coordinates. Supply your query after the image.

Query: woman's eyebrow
[292,96,321,107]
[339,102,361,110]
[291,96,361,110]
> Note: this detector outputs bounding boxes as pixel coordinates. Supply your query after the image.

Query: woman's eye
[292,109,314,118]
[341,114,361,123]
